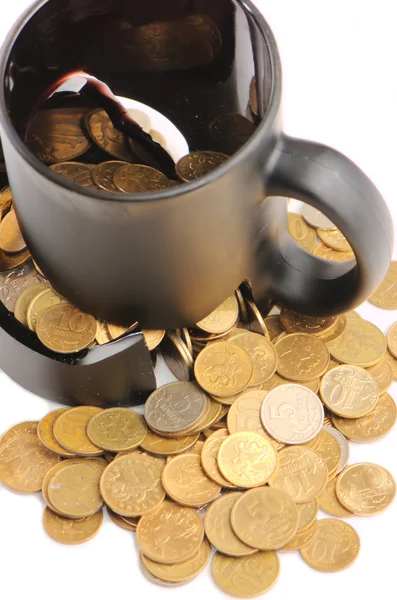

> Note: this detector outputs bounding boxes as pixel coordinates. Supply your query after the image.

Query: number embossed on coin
[300,519,360,572]
[332,393,397,442]
[336,463,396,515]
[320,365,379,418]
[36,304,97,353]
[288,213,317,252]
[261,384,324,444]
[211,550,279,598]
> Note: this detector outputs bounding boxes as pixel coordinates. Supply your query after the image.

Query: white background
[1,1,397,599]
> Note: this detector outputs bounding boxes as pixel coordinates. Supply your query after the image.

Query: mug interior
[2,0,275,163]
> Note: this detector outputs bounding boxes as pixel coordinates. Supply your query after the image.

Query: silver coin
[302,204,336,230]
[0,263,44,312]
[323,425,350,473]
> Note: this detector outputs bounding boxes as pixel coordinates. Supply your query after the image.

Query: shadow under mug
[0,0,393,331]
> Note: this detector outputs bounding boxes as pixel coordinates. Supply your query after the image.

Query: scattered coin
[317,315,347,345]
[318,479,353,518]
[140,538,211,584]
[47,460,103,518]
[367,358,393,394]
[336,463,396,515]
[288,213,318,252]
[36,304,97,353]
[320,365,379,418]
[53,406,103,456]
[0,187,12,214]
[0,262,43,312]
[26,287,65,331]
[300,519,360,572]
[0,247,31,272]
[0,210,26,253]
[92,160,129,192]
[87,408,147,452]
[264,315,284,341]
[204,493,256,557]
[280,521,317,552]
[85,109,137,162]
[327,319,386,367]
[43,506,103,544]
[275,333,330,381]
[194,341,253,397]
[38,408,75,457]
[142,329,165,351]
[140,429,199,456]
[136,501,204,564]
[245,299,269,337]
[227,330,277,385]
[211,550,279,598]
[217,431,277,488]
[50,162,95,188]
[0,421,38,449]
[200,432,237,488]
[231,487,299,550]
[268,446,328,503]
[368,261,397,309]
[280,308,336,335]
[0,433,59,492]
[322,426,350,473]
[295,498,319,531]
[313,243,355,262]
[332,393,397,442]
[260,384,324,445]
[196,295,239,334]
[176,151,228,182]
[313,429,341,479]
[162,453,221,506]
[317,228,353,252]
[14,282,49,326]
[100,453,165,517]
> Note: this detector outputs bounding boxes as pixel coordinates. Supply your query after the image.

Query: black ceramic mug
[0,0,393,407]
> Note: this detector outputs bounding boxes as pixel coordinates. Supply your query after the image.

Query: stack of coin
[1,264,397,594]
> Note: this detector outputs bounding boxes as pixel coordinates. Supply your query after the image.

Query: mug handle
[257,134,393,315]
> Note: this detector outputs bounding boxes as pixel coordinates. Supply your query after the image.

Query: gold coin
[178,328,193,355]
[96,321,112,345]
[161,331,194,382]
[387,322,397,359]
[384,350,397,380]
[92,161,129,192]
[313,243,355,262]
[0,433,59,492]
[217,431,277,488]
[280,308,336,335]
[47,460,103,518]
[0,247,31,272]
[196,295,239,334]
[226,389,282,450]
[42,461,71,515]
[194,341,253,397]
[140,539,211,584]
[188,399,222,433]
[38,408,75,457]
[367,358,393,394]
[107,322,136,340]
[143,329,165,351]
[295,499,319,531]
[327,318,386,367]
[227,330,277,386]
[318,478,353,517]
[280,521,317,552]
[100,453,165,517]
[0,421,38,449]
[320,365,379,417]
[14,282,49,326]
[204,493,256,556]
[314,430,341,477]
[275,333,330,381]
[332,393,396,442]
[235,288,248,323]
[302,205,335,230]
[249,77,258,116]
[288,213,317,252]
[145,382,208,435]
[318,315,348,345]
[200,433,237,488]
[136,501,204,564]
[260,371,317,393]
[43,506,103,544]
[260,384,324,445]
[140,429,199,456]
[0,210,26,253]
[27,108,91,163]
[53,406,103,456]
[317,228,352,252]
[323,426,350,473]
[300,519,360,572]
[176,151,228,182]
[85,109,136,162]
[107,508,137,531]
[264,315,284,341]
[0,186,12,214]
[211,550,279,598]
[87,408,147,452]
[231,487,299,550]
[161,453,221,506]
[368,261,397,309]
[336,463,396,515]
[269,446,328,503]
[50,162,95,188]
[114,164,169,194]
[245,299,269,337]
[37,304,97,353]
[27,287,65,331]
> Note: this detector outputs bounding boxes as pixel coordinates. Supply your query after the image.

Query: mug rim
[0,0,282,204]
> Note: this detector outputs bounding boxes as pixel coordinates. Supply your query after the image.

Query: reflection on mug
[210,113,257,155]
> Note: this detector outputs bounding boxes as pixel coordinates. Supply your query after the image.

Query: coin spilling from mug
[1,271,397,596]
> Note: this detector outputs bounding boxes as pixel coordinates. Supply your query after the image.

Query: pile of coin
[1,270,397,595]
